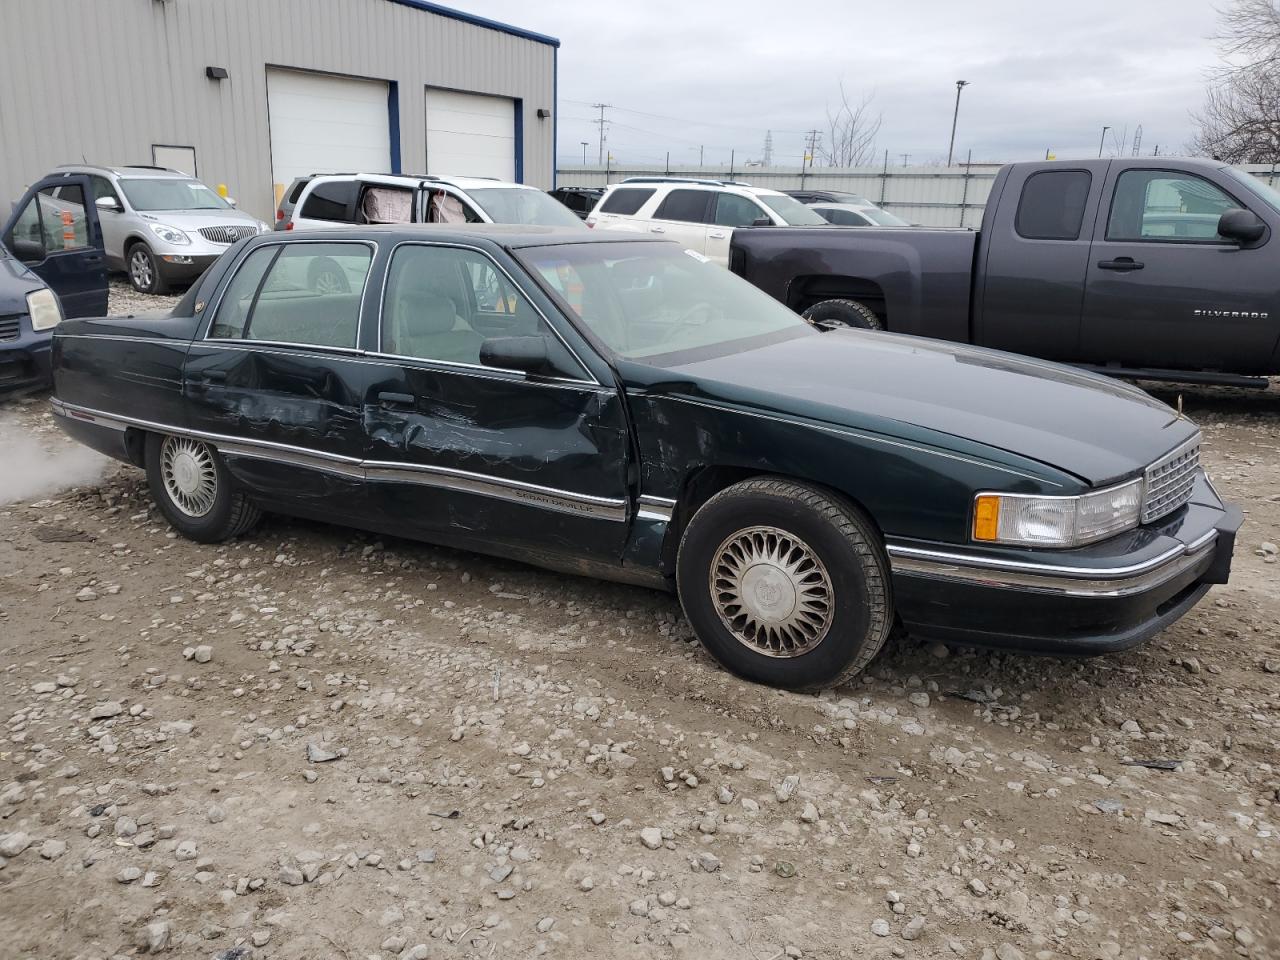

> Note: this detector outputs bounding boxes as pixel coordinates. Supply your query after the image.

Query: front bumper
[154,252,220,283]
[889,474,1241,654]
[0,318,52,398]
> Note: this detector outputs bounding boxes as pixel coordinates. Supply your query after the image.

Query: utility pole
[946,80,969,167]
[802,129,822,171]
[1097,125,1110,158]
[580,141,588,165]
[900,153,910,167]
[762,130,774,166]
[699,145,704,166]
[1131,124,1143,156]
[591,103,610,165]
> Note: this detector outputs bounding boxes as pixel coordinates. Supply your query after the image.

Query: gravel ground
[0,293,1276,959]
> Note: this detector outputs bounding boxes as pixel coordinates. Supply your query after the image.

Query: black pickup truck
[731,157,1280,385]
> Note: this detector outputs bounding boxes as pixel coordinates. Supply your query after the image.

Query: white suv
[585,178,828,265]
[288,173,585,231]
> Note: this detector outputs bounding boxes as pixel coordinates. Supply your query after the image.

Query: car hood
[0,250,47,313]
[137,209,262,228]
[629,329,1198,487]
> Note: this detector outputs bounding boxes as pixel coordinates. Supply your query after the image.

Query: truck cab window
[1015,170,1091,240]
[1107,170,1239,242]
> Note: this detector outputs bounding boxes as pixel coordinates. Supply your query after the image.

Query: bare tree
[1191,0,1280,162]
[820,82,882,168]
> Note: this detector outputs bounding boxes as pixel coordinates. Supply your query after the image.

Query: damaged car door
[184,239,377,522]
[363,241,632,564]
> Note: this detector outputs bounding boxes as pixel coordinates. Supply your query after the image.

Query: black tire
[144,432,261,543]
[307,256,350,294]
[676,477,893,691]
[801,298,882,330]
[127,242,170,295]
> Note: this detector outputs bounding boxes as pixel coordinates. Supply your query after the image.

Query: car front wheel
[128,243,170,295]
[145,433,261,543]
[676,477,893,690]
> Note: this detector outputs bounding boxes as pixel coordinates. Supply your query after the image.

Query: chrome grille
[0,314,20,342]
[1142,439,1200,523]
[198,225,258,244]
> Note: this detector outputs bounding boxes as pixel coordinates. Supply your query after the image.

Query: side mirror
[480,335,552,376]
[11,237,45,262]
[1218,208,1265,244]
[750,217,772,227]
[226,197,237,208]
[95,196,120,212]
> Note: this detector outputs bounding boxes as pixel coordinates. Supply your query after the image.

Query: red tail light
[285,222,294,231]
[275,210,284,221]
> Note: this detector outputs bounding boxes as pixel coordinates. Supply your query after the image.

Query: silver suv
[47,165,269,293]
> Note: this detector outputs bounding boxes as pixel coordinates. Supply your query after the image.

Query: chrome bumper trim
[887,533,1219,598]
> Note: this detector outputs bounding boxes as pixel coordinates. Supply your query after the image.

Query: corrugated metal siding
[0,0,555,219]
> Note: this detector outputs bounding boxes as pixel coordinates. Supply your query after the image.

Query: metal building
[0,0,559,219]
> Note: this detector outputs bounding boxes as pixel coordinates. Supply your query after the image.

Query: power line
[562,97,810,136]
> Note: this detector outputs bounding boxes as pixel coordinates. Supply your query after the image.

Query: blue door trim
[514,99,524,184]
[552,48,558,189]
[388,81,402,174]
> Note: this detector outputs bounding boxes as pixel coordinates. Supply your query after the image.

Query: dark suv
[549,186,603,220]
[783,189,873,205]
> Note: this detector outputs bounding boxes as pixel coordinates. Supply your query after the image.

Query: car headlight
[27,288,64,331]
[148,222,191,245]
[972,480,1142,548]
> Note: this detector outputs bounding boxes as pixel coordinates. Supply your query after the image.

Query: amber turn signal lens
[972,495,1001,541]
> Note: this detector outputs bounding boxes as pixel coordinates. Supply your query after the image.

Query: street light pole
[1097,126,1111,158]
[946,80,969,167]
[580,141,589,165]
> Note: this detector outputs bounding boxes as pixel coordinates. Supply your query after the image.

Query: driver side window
[713,193,767,228]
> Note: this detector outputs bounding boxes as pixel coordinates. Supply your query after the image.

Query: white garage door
[425,89,516,181]
[267,69,390,196]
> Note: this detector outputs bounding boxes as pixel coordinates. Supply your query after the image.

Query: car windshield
[518,240,815,362]
[119,178,230,211]
[758,194,828,225]
[1224,167,1280,215]
[860,207,911,226]
[465,188,585,227]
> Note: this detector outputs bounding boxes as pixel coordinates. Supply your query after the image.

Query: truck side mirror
[1217,208,1265,245]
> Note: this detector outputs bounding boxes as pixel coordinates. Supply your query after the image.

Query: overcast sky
[462,0,1224,167]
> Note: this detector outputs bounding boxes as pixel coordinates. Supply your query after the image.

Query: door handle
[708,231,727,239]
[377,391,415,408]
[649,226,665,234]
[1097,257,1144,271]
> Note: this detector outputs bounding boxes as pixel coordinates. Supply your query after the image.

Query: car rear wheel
[128,243,170,295]
[676,477,893,690]
[802,298,882,330]
[145,433,261,543]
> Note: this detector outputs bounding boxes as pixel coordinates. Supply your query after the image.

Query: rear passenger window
[299,180,358,222]
[654,189,710,223]
[599,188,655,215]
[210,242,372,347]
[1015,170,1091,241]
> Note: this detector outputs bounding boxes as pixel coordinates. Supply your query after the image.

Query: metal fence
[557,161,1280,229]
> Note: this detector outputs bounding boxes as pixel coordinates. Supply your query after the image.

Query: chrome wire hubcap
[160,436,217,517]
[710,525,834,658]
[130,250,152,287]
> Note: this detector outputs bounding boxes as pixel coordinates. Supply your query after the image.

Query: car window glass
[36,186,90,251]
[818,207,860,225]
[89,176,120,205]
[299,180,358,222]
[599,188,655,215]
[653,189,710,223]
[381,245,584,375]
[286,179,309,204]
[1107,170,1238,242]
[359,185,414,224]
[758,193,828,225]
[465,188,583,227]
[1015,170,1091,240]
[9,195,46,260]
[425,190,483,224]
[713,193,766,227]
[211,242,371,347]
[118,178,228,211]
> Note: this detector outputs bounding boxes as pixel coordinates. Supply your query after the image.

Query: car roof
[606,179,788,199]
[264,224,672,249]
[56,164,192,180]
[811,202,877,211]
[308,172,539,191]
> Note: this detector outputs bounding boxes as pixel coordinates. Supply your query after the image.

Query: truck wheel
[676,477,893,691]
[145,433,261,543]
[802,298,882,330]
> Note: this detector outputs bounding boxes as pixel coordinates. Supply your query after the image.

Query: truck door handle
[377,391,415,408]
[708,231,727,239]
[649,226,665,234]
[1097,257,1144,271]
